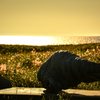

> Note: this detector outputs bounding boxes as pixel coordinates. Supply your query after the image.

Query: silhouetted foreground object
[37,51,100,92]
[0,75,12,89]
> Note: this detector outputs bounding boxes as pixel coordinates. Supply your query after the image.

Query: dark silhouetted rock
[37,51,100,92]
[0,75,12,89]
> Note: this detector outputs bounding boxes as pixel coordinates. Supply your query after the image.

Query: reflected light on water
[0,36,100,45]
[0,36,54,45]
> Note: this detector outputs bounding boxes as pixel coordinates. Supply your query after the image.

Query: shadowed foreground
[37,51,100,92]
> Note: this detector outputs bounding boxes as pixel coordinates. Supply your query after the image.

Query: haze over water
[0,36,100,46]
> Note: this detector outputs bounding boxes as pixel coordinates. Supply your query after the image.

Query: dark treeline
[0,43,100,54]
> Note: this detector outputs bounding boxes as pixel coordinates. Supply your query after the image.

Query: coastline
[0,43,100,54]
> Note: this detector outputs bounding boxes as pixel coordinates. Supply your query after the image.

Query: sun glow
[0,36,54,45]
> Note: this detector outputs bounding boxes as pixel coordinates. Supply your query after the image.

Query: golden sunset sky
[0,0,100,36]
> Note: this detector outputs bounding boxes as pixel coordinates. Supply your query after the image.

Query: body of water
[0,36,100,45]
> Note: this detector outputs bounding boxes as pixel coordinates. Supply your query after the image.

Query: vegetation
[0,43,100,90]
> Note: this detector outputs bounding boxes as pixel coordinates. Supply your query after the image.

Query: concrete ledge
[0,87,100,100]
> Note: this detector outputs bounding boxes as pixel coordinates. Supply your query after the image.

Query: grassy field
[0,43,100,90]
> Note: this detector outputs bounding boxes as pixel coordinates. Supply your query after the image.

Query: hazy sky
[0,0,100,36]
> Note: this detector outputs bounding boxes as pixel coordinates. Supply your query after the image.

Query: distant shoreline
[0,43,100,54]
[0,42,100,46]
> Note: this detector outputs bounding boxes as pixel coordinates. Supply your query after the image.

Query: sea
[0,36,100,46]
